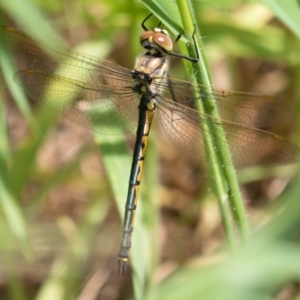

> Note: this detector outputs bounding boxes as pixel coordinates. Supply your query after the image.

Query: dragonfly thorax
[133,55,168,79]
[132,54,169,95]
[140,28,173,57]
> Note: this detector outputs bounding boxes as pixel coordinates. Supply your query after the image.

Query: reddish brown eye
[140,31,154,43]
[152,32,173,53]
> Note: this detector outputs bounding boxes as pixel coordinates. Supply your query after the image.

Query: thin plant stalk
[177,0,250,247]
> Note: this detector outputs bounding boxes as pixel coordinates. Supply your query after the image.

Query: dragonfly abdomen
[118,94,155,274]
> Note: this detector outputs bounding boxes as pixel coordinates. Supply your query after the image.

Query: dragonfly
[1,14,300,274]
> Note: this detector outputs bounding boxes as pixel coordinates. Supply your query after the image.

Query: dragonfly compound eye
[140,30,173,54]
[152,32,173,53]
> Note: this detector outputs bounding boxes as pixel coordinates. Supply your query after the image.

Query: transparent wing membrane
[15,70,139,134]
[2,26,299,166]
[157,96,299,167]
[153,78,293,128]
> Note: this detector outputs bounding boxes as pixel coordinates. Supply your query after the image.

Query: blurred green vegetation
[0,0,300,299]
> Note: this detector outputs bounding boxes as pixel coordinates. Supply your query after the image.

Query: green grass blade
[0,0,65,50]
[154,173,300,300]
[177,0,244,249]
[0,67,30,258]
[35,196,113,300]
[142,0,250,248]
[258,0,300,39]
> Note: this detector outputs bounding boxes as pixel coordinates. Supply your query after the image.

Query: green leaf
[258,0,300,39]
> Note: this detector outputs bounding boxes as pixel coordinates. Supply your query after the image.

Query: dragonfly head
[140,28,173,57]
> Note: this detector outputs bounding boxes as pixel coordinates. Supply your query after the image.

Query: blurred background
[1,0,300,299]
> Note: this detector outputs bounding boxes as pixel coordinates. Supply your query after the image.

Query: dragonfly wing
[15,70,139,134]
[1,26,134,84]
[156,96,300,167]
[2,26,139,134]
[154,77,293,128]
